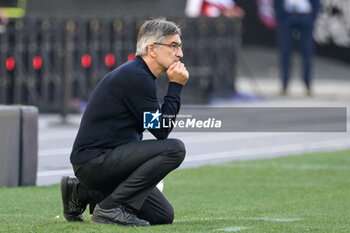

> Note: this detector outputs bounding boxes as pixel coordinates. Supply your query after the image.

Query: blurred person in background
[274,0,321,96]
[185,0,244,100]
[185,0,244,18]
[0,4,9,25]
[0,5,8,38]
[0,8,8,25]
[60,18,188,227]
[257,0,277,30]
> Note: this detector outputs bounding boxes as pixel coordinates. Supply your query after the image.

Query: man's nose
[176,47,183,58]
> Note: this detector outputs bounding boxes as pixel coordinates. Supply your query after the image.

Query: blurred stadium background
[1,0,349,113]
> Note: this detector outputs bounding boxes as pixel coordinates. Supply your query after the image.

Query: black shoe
[60,176,87,222]
[91,204,150,227]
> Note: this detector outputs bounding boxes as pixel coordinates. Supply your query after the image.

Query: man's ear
[148,43,157,58]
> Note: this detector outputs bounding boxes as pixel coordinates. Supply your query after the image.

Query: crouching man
[60,18,189,227]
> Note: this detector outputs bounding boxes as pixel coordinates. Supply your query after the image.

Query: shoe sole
[60,176,85,222]
[60,176,69,220]
[91,215,149,227]
[91,215,124,226]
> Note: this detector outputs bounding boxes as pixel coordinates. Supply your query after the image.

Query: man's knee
[139,202,174,225]
[166,138,186,163]
[157,204,174,225]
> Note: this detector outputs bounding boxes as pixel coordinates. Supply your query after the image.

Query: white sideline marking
[0,213,48,219]
[38,133,291,157]
[175,217,302,223]
[177,133,291,144]
[244,217,302,222]
[213,227,251,232]
[175,217,231,222]
[39,132,279,142]
[38,132,290,145]
[37,134,282,157]
[39,131,77,141]
[38,137,350,158]
[39,148,71,157]
[184,138,350,162]
[37,169,73,177]
[219,163,350,171]
[280,164,350,170]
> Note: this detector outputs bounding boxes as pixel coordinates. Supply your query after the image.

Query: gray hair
[136,18,181,56]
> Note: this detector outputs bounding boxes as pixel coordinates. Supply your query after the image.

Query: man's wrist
[167,82,183,96]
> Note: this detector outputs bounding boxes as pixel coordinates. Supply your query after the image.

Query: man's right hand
[167,61,189,85]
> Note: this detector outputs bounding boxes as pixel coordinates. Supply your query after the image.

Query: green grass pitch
[1,150,350,232]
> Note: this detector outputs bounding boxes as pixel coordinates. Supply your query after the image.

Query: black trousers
[73,138,186,225]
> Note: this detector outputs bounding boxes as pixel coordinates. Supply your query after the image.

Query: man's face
[154,34,183,71]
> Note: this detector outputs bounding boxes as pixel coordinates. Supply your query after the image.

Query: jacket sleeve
[123,74,183,140]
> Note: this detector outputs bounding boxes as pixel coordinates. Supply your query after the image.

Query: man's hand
[167,61,189,85]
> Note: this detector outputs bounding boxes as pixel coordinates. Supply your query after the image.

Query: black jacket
[70,56,183,165]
